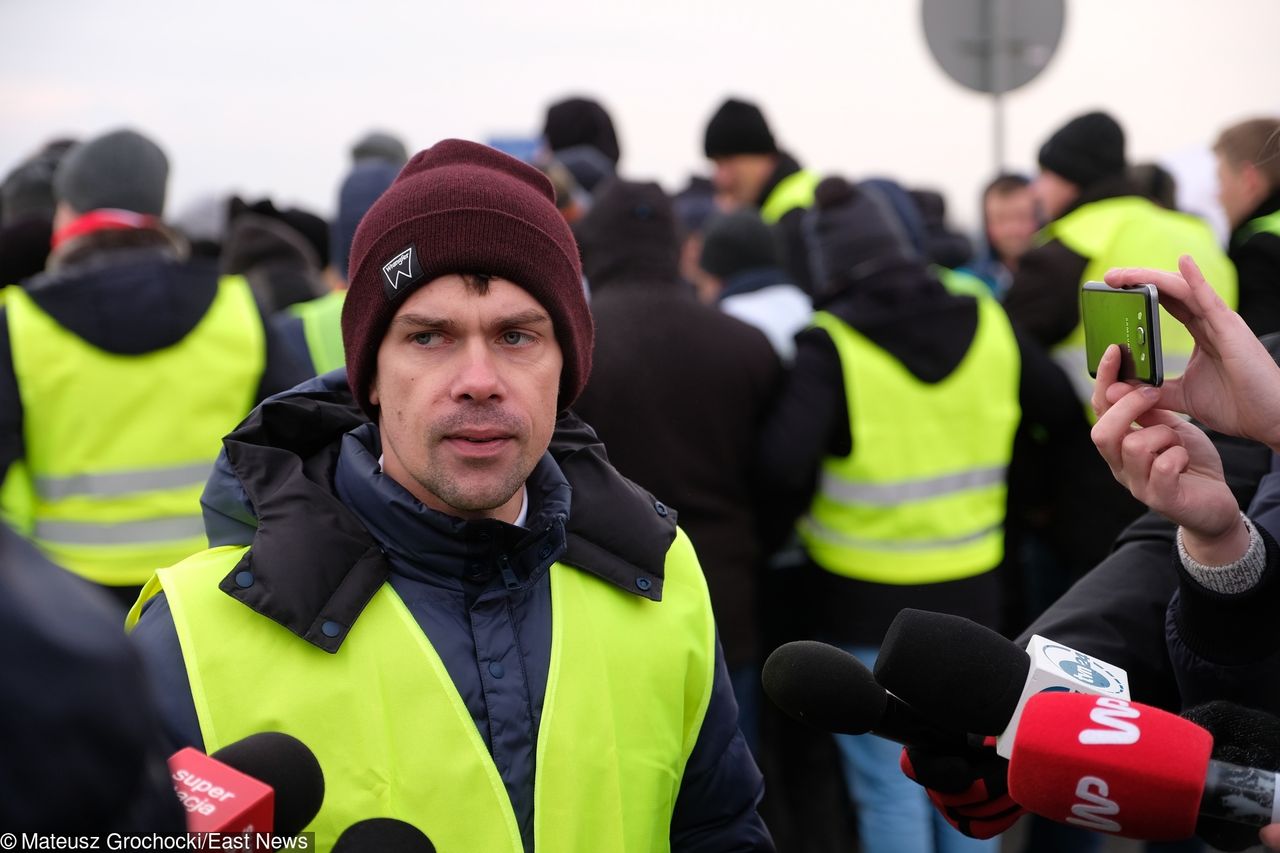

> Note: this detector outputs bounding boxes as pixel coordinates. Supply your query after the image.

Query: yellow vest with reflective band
[1041,196,1237,407]
[798,298,1021,584]
[127,529,716,852]
[760,169,820,225]
[3,277,264,585]
[1238,209,1280,245]
[287,290,346,375]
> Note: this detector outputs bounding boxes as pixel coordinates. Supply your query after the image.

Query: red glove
[900,735,1025,839]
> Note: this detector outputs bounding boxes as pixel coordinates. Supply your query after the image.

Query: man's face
[985,187,1039,262]
[1032,170,1080,222]
[1215,154,1262,230]
[712,154,776,208]
[370,275,563,523]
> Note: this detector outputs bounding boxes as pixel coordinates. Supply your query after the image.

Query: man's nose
[451,338,503,401]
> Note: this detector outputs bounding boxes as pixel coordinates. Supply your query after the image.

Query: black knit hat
[1038,111,1127,188]
[806,177,916,291]
[704,98,777,158]
[543,97,621,166]
[575,178,679,289]
[699,210,778,278]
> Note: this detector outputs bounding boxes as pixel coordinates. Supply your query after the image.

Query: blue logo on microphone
[1041,644,1127,695]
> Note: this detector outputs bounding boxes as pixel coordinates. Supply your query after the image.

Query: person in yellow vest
[703,97,820,294]
[756,176,1085,853]
[1003,110,1240,614]
[1213,117,1280,336]
[128,139,772,851]
[276,131,408,376]
[0,128,310,609]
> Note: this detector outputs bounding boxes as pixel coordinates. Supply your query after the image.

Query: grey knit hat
[53,129,169,216]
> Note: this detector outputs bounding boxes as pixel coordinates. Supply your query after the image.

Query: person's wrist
[1181,515,1251,567]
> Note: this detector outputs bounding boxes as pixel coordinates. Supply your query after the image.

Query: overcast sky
[3,0,1278,232]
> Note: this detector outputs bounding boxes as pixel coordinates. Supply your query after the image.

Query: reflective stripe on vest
[287,290,346,375]
[1238,209,1280,245]
[1042,196,1237,410]
[798,299,1021,584]
[5,277,265,585]
[128,530,716,851]
[760,169,820,225]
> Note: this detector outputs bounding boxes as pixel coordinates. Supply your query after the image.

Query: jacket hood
[199,371,679,652]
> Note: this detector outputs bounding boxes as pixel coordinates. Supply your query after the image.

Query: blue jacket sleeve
[129,592,206,754]
[670,637,775,852]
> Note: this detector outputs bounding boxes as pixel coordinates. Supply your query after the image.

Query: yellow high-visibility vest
[3,277,264,585]
[287,289,346,375]
[799,298,1021,584]
[127,527,716,851]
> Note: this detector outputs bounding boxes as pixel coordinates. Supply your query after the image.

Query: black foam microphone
[762,640,967,748]
[211,732,325,837]
[873,609,1031,736]
[333,818,436,852]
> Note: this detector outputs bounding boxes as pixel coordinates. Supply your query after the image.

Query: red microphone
[1008,692,1280,842]
[169,747,273,832]
[167,733,324,836]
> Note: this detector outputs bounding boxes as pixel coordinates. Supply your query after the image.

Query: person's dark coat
[1230,188,1280,337]
[573,179,783,671]
[0,522,185,831]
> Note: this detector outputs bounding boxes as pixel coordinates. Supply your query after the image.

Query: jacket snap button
[636,577,652,592]
[654,501,668,517]
[321,620,342,638]
[489,661,505,679]
[234,571,254,589]
[538,544,552,559]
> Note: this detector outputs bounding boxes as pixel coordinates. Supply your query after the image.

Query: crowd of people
[1,93,1279,852]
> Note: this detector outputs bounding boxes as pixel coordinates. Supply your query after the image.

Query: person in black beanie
[703,96,819,294]
[573,177,783,762]
[542,95,620,195]
[1002,109,1237,609]
[756,175,1085,853]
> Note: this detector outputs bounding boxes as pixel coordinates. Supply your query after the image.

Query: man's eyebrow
[390,313,453,330]
[496,309,553,328]
[388,310,552,330]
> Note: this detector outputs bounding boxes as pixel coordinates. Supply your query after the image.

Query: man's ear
[369,374,379,408]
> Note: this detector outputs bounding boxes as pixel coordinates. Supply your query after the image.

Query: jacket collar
[206,375,677,652]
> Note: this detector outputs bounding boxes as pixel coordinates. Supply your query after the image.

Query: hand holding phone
[1082,281,1163,385]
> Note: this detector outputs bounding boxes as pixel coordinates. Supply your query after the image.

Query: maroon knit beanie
[342,138,592,415]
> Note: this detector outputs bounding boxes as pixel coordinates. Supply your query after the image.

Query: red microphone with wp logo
[1008,692,1280,842]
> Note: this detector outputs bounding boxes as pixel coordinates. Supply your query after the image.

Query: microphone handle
[876,694,970,750]
[1201,759,1280,828]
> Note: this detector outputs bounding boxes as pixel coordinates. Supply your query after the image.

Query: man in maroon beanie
[128,139,773,851]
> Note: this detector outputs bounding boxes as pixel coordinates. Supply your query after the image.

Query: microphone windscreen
[762,641,888,735]
[873,608,1029,734]
[211,732,325,836]
[1008,692,1212,841]
[333,818,436,852]
[1183,701,1280,852]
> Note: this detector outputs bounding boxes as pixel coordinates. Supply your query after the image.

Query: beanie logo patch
[381,244,424,300]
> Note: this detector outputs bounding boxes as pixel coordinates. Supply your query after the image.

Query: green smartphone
[1082,281,1163,385]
